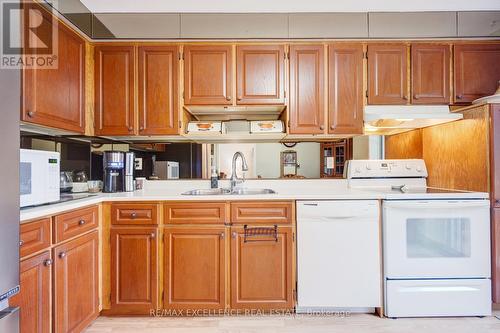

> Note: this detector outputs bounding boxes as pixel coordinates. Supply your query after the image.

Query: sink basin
[182,188,231,195]
[182,188,276,196]
[231,188,276,195]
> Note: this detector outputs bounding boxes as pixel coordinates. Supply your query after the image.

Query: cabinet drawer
[164,202,227,224]
[20,218,51,258]
[231,201,294,224]
[53,206,98,243]
[111,203,160,225]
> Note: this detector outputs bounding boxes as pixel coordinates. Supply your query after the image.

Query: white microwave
[154,161,180,180]
[20,149,60,207]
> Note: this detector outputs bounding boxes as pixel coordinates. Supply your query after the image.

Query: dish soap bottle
[211,166,218,189]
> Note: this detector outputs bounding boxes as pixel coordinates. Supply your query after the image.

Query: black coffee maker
[103,151,125,193]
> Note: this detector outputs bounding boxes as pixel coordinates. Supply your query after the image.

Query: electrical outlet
[134,158,143,170]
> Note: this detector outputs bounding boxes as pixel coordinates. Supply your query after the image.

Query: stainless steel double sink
[182,188,276,196]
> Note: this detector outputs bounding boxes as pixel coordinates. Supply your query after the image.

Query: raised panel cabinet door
[236,45,285,104]
[22,4,85,133]
[454,44,500,104]
[184,45,233,105]
[94,45,135,135]
[230,226,294,310]
[110,228,158,314]
[493,208,500,303]
[368,44,408,105]
[289,45,325,134]
[10,251,51,333]
[492,105,500,208]
[138,46,179,135]
[411,44,451,104]
[53,231,98,333]
[164,227,226,310]
[328,44,364,134]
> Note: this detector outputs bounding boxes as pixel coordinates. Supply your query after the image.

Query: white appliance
[346,159,491,318]
[20,149,60,207]
[154,161,179,180]
[296,200,382,313]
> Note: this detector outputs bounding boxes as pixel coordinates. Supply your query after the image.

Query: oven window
[20,162,32,195]
[406,218,471,258]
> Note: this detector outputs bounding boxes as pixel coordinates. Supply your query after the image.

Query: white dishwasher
[297,200,381,313]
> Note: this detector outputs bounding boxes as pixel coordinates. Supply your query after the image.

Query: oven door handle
[384,200,489,209]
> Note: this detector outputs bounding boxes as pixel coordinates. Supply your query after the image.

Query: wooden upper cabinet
[11,251,51,333]
[230,226,294,310]
[368,44,408,105]
[328,44,364,134]
[164,227,226,310]
[236,45,285,105]
[94,45,135,135]
[53,231,98,333]
[184,45,233,105]
[454,44,500,104]
[411,44,450,104]
[289,45,325,134]
[138,46,179,135]
[22,4,85,133]
[110,228,158,314]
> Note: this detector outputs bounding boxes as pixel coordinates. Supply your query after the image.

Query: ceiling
[79,0,500,13]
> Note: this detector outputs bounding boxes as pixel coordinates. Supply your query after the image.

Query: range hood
[364,105,463,135]
[184,105,286,121]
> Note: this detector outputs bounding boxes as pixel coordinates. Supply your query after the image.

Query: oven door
[383,200,490,279]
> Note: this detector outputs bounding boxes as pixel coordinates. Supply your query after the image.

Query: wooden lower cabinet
[164,227,226,310]
[110,227,158,314]
[11,252,51,333]
[230,226,294,310]
[53,231,99,333]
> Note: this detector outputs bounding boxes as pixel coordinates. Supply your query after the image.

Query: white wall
[81,0,500,13]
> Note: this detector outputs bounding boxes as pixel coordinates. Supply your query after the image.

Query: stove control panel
[346,159,428,179]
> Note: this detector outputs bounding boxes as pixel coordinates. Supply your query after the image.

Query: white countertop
[19,179,489,222]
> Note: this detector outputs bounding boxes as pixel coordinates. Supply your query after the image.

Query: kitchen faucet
[230,151,248,192]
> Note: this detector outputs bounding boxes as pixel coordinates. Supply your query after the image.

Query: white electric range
[346,159,491,318]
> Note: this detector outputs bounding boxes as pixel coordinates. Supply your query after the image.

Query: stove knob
[366,165,372,170]
[355,167,361,173]
[416,166,423,172]
[405,164,412,170]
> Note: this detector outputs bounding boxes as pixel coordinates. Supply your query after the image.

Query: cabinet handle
[78,219,86,226]
[232,232,237,239]
[27,111,35,118]
[130,212,137,219]
[150,232,156,239]
[456,95,463,100]
[19,240,24,247]
[319,125,325,130]
[43,259,53,267]
[59,252,66,259]
[237,97,242,101]
[220,232,225,239]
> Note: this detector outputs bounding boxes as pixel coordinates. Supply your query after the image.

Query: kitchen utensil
[87,180,103,193]
[60,171,73,193]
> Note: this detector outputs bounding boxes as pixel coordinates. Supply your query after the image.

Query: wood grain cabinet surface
[20,218,51,258]
[53,205,98,243]
[288,44,325,134]
[111,203,160,226]
[183,45,233,105]
[236,45,285,105]
[230,226,294,310]
[164,227,226,310]
[492,105,500,209]
[368,44,408,105]
[164,202,227,224]
[10,251,51,333]
[328,44,364,134]
[230,201,293,225]
[454,44,500,104]
[53,231,99,333]
[138,46,180,135]
[411,44,450,104]
[94,45,136,135]
[110,227,158,314]
[22,3,85,133]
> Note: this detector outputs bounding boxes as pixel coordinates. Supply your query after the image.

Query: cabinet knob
[402,96,408,100]
[330,125,335,130]
[43,259,53,267]
[130,212,137,219]
[413,95,419,100]
[150,232,156,239]
[319,125,325,130]
[19,240,24,247]
[128,127,133,132]
[139,126,144,131]
[220,232,225,239]
[59,252,66,259]
[456,95,463,100]
[232,232,237,239]
[226,96,231,101]
[27,111,35,118]
[78,219,86,226]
